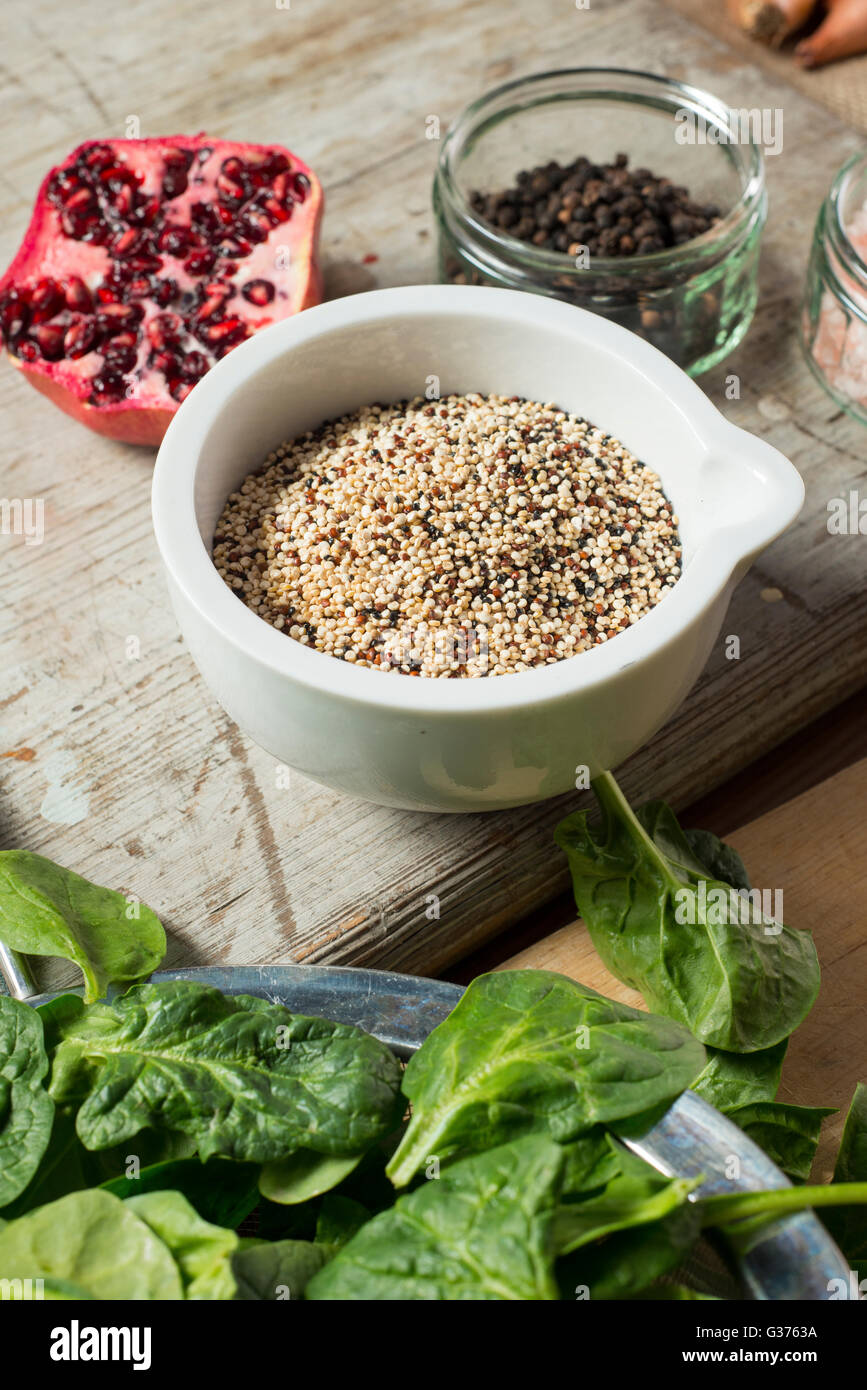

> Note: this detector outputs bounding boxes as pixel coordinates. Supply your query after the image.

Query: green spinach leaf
[559,1129,623,1199]
[0,1188,183,1299]
[315,1194,371,1248]
[259,1148,363,1205]
[558,1201,702,1300]
[0,995,54,1208]
[232,1238,331,1300]
[310,1135,564,1301]
[126,1190,238,1299]
[554,774,820,1051]
[691,1041,788,1111]
[683,828,751,893]
[36,993,86,1050]
[824,1082,867,1277]
[103,1157,259,1228]
[49,980,403,1162]
[2,1106,88,1217]
[552,1166,698,1256]
[0,851,166,1003]
[725,1101,834,1183]
[386,969,704,1188]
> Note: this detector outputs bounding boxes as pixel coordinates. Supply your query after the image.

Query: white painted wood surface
[1,0,865,994]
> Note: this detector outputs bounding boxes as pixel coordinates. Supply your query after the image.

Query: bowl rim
[151,284,804,715]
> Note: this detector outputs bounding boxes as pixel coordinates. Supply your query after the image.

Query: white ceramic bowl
[152,285,803,812]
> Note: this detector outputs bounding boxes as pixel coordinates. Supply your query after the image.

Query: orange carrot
[727,0,818,45]
[796,0,867,64]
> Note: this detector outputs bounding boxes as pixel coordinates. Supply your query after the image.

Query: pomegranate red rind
[0,135,323,446]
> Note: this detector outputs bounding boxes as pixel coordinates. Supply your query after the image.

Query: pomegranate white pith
[0,135,323,446]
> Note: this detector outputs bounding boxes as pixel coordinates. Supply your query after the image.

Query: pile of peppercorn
[470,153,721,258]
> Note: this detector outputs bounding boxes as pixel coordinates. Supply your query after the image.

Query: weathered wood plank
[0,0,865,996]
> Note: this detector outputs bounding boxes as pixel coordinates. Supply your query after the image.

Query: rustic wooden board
[500,757,867,1179]
[1,0,866,995]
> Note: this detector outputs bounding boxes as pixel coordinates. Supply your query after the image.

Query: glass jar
[433,68,767,377]
[801,149,867,425]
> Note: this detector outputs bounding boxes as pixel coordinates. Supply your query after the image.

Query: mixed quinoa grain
[213,394,682,678]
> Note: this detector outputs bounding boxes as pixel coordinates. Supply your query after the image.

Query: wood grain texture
[500,758,867,1178]
[0,0,866,995]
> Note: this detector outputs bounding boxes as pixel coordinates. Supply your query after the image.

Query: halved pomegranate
[0,135,323,445]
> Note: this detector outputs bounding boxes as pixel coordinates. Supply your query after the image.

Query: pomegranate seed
[103,343,138,373]
[162,169,188,199]
[163,147,193,171]
[182,350,209,381]
[108,329,138,349]
[216,173,246,206]
[63,276,93,313]
[215,337,244,359]
[133,197,162,228]
[96,302,144,335]
[261,197,291,224]
[251,150,290,178]
[47,169,83,206]
[61,209,90,240]
[90,369,128,403]
[241,279,275,306]
[127,277,152,298]
[18,340,40,362]
[108,263,134,287]
[153,278,179,306]
[214,204,235,229]
[151,349,181,376]
[195,295,226,322]
[99,300,143,320]
[238,210,271,244]
[82,144,116,172]
[32,324,65,359]
[0,288,30,339]
[157,225,190,256]
[111,227,146,259]
[146,312,183,349]
[203,280,232,300]
[168,378,193,402]
[191,202,220,236]
[68,214,109,245]
[118,188,141,219]
[29,278,65,321]
[64,186,96,213]
[127,254,162,275]
[202,316,245,345]
[219,237,253,259]
[220,156,245,178]
[289,172,311,202]
[64,318,100,358]
[184,248,216,276]
[99,164,138,190]
[272,173,291,203]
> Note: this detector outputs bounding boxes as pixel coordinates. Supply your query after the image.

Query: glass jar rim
[437,66,767,277]
[826,147,867,294]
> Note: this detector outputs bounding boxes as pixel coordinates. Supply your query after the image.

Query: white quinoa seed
[213,394,682,678]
